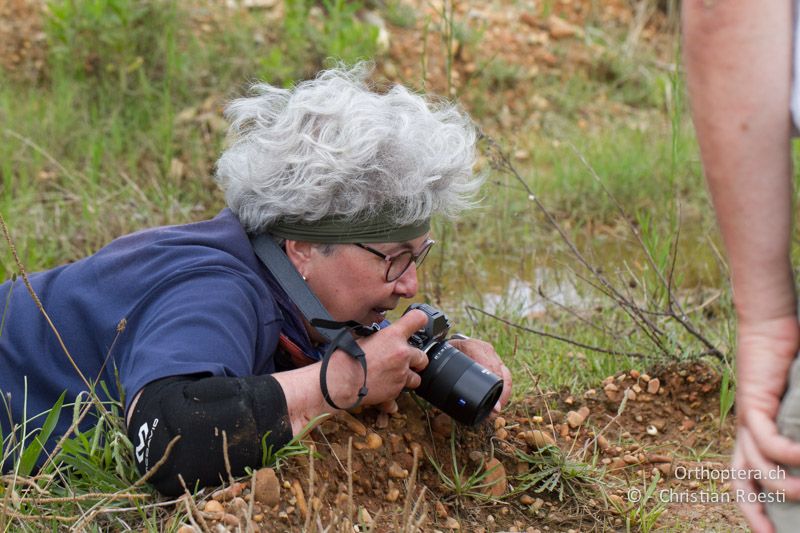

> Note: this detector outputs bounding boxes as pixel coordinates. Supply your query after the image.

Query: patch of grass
[384,0,417,28]
[259,0,380,86]
[511,440,604,504]
[426,426,499,501]
[618,471,668,533]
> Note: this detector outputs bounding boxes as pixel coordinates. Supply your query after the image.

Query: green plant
[259,413,329,468]
[719,365,736,431]
[619,471,667,533]
[384,0,417,28]
[512,443,603,503]
[426,427,500,500]
[45,0,181,96]
[259,0,379,86]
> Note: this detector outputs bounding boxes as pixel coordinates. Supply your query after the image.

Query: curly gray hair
[214,63,481,234]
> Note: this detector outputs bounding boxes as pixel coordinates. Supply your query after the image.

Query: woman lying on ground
[0,63,512,494]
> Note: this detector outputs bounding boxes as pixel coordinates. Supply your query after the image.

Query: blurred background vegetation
[0,0,738,394]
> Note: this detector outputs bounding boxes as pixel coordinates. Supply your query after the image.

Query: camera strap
[250,234,371,411]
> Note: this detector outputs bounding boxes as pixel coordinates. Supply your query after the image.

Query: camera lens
[415,341,504,426]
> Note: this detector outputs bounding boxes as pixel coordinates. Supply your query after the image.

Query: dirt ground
[192,362,744,532]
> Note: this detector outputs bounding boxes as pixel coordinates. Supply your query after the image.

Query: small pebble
[522,430,555,449]
[203,500,224,513]
[432,413,453,437]
[376,412,390,429]
[388,461,409,479]
[220,513,240,527]
[435,500,448,518]
[483,458,507,497]
[253,467,281,507]
[443,517,460,529]
[359,507,374,525]
[338,411,367,436]
[365,432,383,449]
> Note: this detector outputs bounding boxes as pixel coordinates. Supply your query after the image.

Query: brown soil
[191,362,745,532]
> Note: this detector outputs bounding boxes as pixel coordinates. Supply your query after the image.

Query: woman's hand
[732,315,800,532]
[325,310,430,411]
[447,338,512,412]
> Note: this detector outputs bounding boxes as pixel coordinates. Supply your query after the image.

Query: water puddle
[482,269,586,319]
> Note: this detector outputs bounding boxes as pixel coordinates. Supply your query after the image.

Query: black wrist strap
[250,234,373,410]
[319,328,369,410]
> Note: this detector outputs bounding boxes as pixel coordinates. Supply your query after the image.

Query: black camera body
[404,303,503,426]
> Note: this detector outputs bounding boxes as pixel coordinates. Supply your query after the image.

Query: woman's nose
[392,262,418,298]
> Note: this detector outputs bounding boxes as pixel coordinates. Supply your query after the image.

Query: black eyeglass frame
[353,238,436,282]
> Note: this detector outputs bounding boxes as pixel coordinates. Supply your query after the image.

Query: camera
[403,303,503,426]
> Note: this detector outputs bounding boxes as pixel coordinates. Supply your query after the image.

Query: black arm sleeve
[127,373,293,496]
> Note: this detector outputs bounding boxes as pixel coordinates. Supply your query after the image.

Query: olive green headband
[267,213,430,244]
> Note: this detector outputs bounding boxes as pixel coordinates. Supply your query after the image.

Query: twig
[346,436,354,528]
[535,285,620,338]
[246,470,257,533]
[0,213,96,397]
[180,493,205,533]
[304,444,315,532]
[25,492,150,504]
[222,430,235,486]
[466,305,650,359]
[132,435,182,488]
[401,447,417,530]
[1,474,48,494]
[0,502,76,523]
[179,474,211,533]
[569,144,723,360]
[484,138,671,354]
[1,128,85,186]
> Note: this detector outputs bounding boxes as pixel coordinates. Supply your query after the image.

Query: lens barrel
[415,341,504,426]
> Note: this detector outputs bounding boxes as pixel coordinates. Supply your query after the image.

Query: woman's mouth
[370,307,390,322]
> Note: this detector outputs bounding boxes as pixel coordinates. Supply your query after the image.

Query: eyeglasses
[353,238,436,282]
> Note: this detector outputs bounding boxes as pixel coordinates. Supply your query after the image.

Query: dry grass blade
[304,443,316,531]
[0,502,77,523]
[466,305,649,359]
[346,436,354,530]
[0,213,96,400]
[222,430,235,486]
[178,474,211,533]
[132,434,182,488]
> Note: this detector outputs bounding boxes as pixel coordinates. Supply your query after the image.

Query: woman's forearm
[683,0,796,322]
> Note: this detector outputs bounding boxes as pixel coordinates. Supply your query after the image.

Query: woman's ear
[284,240,315,278]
